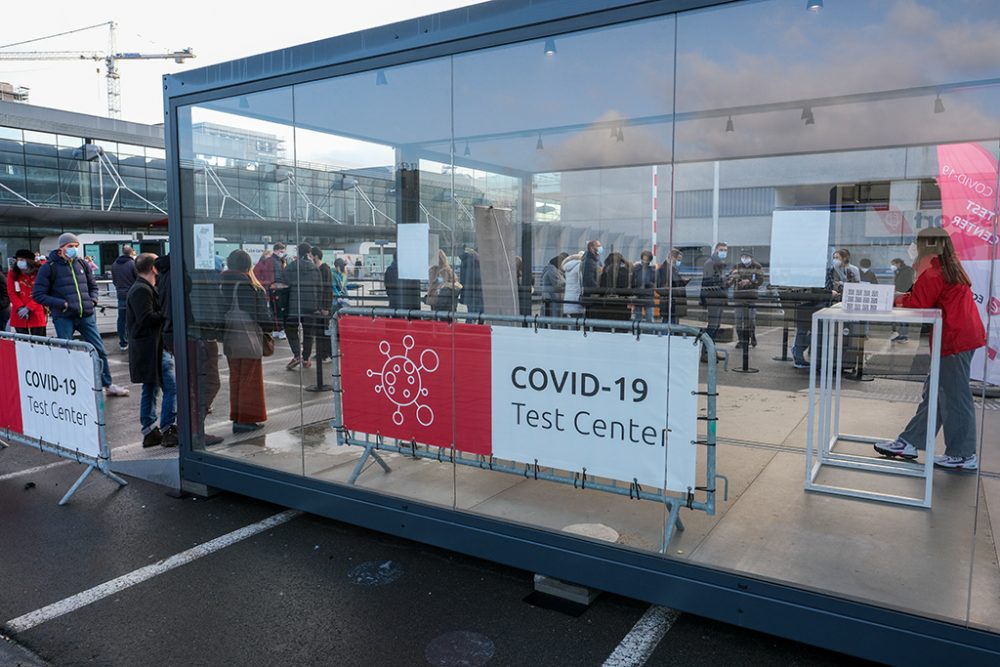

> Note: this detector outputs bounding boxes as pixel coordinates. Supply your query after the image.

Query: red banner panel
[339,316,492,455]
[0,339,23,433]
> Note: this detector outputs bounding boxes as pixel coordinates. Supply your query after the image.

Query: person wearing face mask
[656,248,689,325]
[727,250,764,348]
[263,242,289,340]
[126,253,177,447]
[7,249,47,335]
[700,242,730,352]
[33,233,129,397]
[826,248,860,299]
[874,227,985,470]
[630,250,657,322]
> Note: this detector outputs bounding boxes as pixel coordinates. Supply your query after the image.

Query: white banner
[490,328,699,491]
[15,341,101,458]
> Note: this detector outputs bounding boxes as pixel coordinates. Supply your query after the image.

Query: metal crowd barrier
[0,331,127,505]
[328,307,726,551]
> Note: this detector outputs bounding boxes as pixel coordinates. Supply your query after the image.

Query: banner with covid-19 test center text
[339,316,700,491]
[0,336,102,458]
[936,143,1000,386]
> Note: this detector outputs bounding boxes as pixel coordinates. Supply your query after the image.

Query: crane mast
[0,21,195,118]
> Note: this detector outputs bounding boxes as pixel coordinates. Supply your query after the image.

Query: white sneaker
[105,383,130,397]
[873,438,918,460]
[933,454,978,471]
[272,331,287,340]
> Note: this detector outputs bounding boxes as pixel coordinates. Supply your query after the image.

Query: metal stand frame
[329,308,726,551]
[0,332,128,505]
[805,305,942,508]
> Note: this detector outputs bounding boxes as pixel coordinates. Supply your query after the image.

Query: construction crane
[0,20,194,119]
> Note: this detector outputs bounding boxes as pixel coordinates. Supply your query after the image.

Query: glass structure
[164,1,1000,661]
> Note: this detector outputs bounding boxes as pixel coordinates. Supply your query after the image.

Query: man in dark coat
[283,242,323,369]
[33,232,128,396]
[701,242,729,345]
[126,253,176,447]
[111,245,137,350]
[581,239,603,316]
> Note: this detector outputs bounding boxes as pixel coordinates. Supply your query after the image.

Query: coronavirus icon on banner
[368,335,440,427]
[339,317,492,455]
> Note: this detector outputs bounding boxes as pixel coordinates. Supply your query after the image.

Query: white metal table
[805,304,942,508]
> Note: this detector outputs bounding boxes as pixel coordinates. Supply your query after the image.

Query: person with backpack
[33,233,129,397]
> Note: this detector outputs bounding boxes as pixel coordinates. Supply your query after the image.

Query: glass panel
[177,88,303,475]
[293,56,456,508]
[673,0,1000,630]
[0,126,22,141]
[450,15,677,554]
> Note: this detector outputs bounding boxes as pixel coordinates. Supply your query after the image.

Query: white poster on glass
[769,210,831,288]
[397,223,430,280]
[194,224,216,270]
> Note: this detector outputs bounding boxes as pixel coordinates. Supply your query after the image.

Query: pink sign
[936,143,999,262]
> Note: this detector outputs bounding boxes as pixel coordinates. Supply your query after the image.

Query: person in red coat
[7,248,48,335]
[875,227,986,470]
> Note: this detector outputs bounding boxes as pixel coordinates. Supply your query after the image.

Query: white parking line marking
[602,605,680,667]
[0,462,67,482]
[4,509,302,633]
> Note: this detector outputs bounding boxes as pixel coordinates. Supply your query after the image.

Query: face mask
[741,257,751,266]
[65,246,79,259]
[832,258,843,268]
[596,246,604,256]
[35,255,42,262]
[275,251,285,258]
[907,242,918,261]
[717,250,727,260]
[16,259,28,270]
[890,265,898,273]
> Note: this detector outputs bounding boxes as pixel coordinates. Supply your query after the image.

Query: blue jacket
[111,254,137,300]
[32,250,99,319]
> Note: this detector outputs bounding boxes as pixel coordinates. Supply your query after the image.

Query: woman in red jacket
[874,228,986,470]
[7,248,48,335]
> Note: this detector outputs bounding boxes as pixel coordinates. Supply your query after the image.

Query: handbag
[223,283,263,359]
[262,333,275,357]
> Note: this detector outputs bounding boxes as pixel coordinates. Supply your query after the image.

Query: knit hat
[57,232,80,247]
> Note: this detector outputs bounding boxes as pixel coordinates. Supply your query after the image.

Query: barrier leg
[660,501,684,552]
[101,465,130,488]
[347,445,391,484]
[59,464,96,506]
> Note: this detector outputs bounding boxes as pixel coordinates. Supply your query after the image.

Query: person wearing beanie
[32,232,130,397]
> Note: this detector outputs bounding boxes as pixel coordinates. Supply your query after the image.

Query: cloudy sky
[0,0,479,124]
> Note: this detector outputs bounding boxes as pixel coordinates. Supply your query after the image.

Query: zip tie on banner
[533,458,539,480]
[375,433,384,450]
[697,416,718,422]
[630,478,643,501]
[410,438,417,459]
[573,471,579,489]
[633,319,641,341]
[489,456,495,471]
[692,390,719,397]
[695,485,715,497]
[686,487,695,509]
[533,315,539,333]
